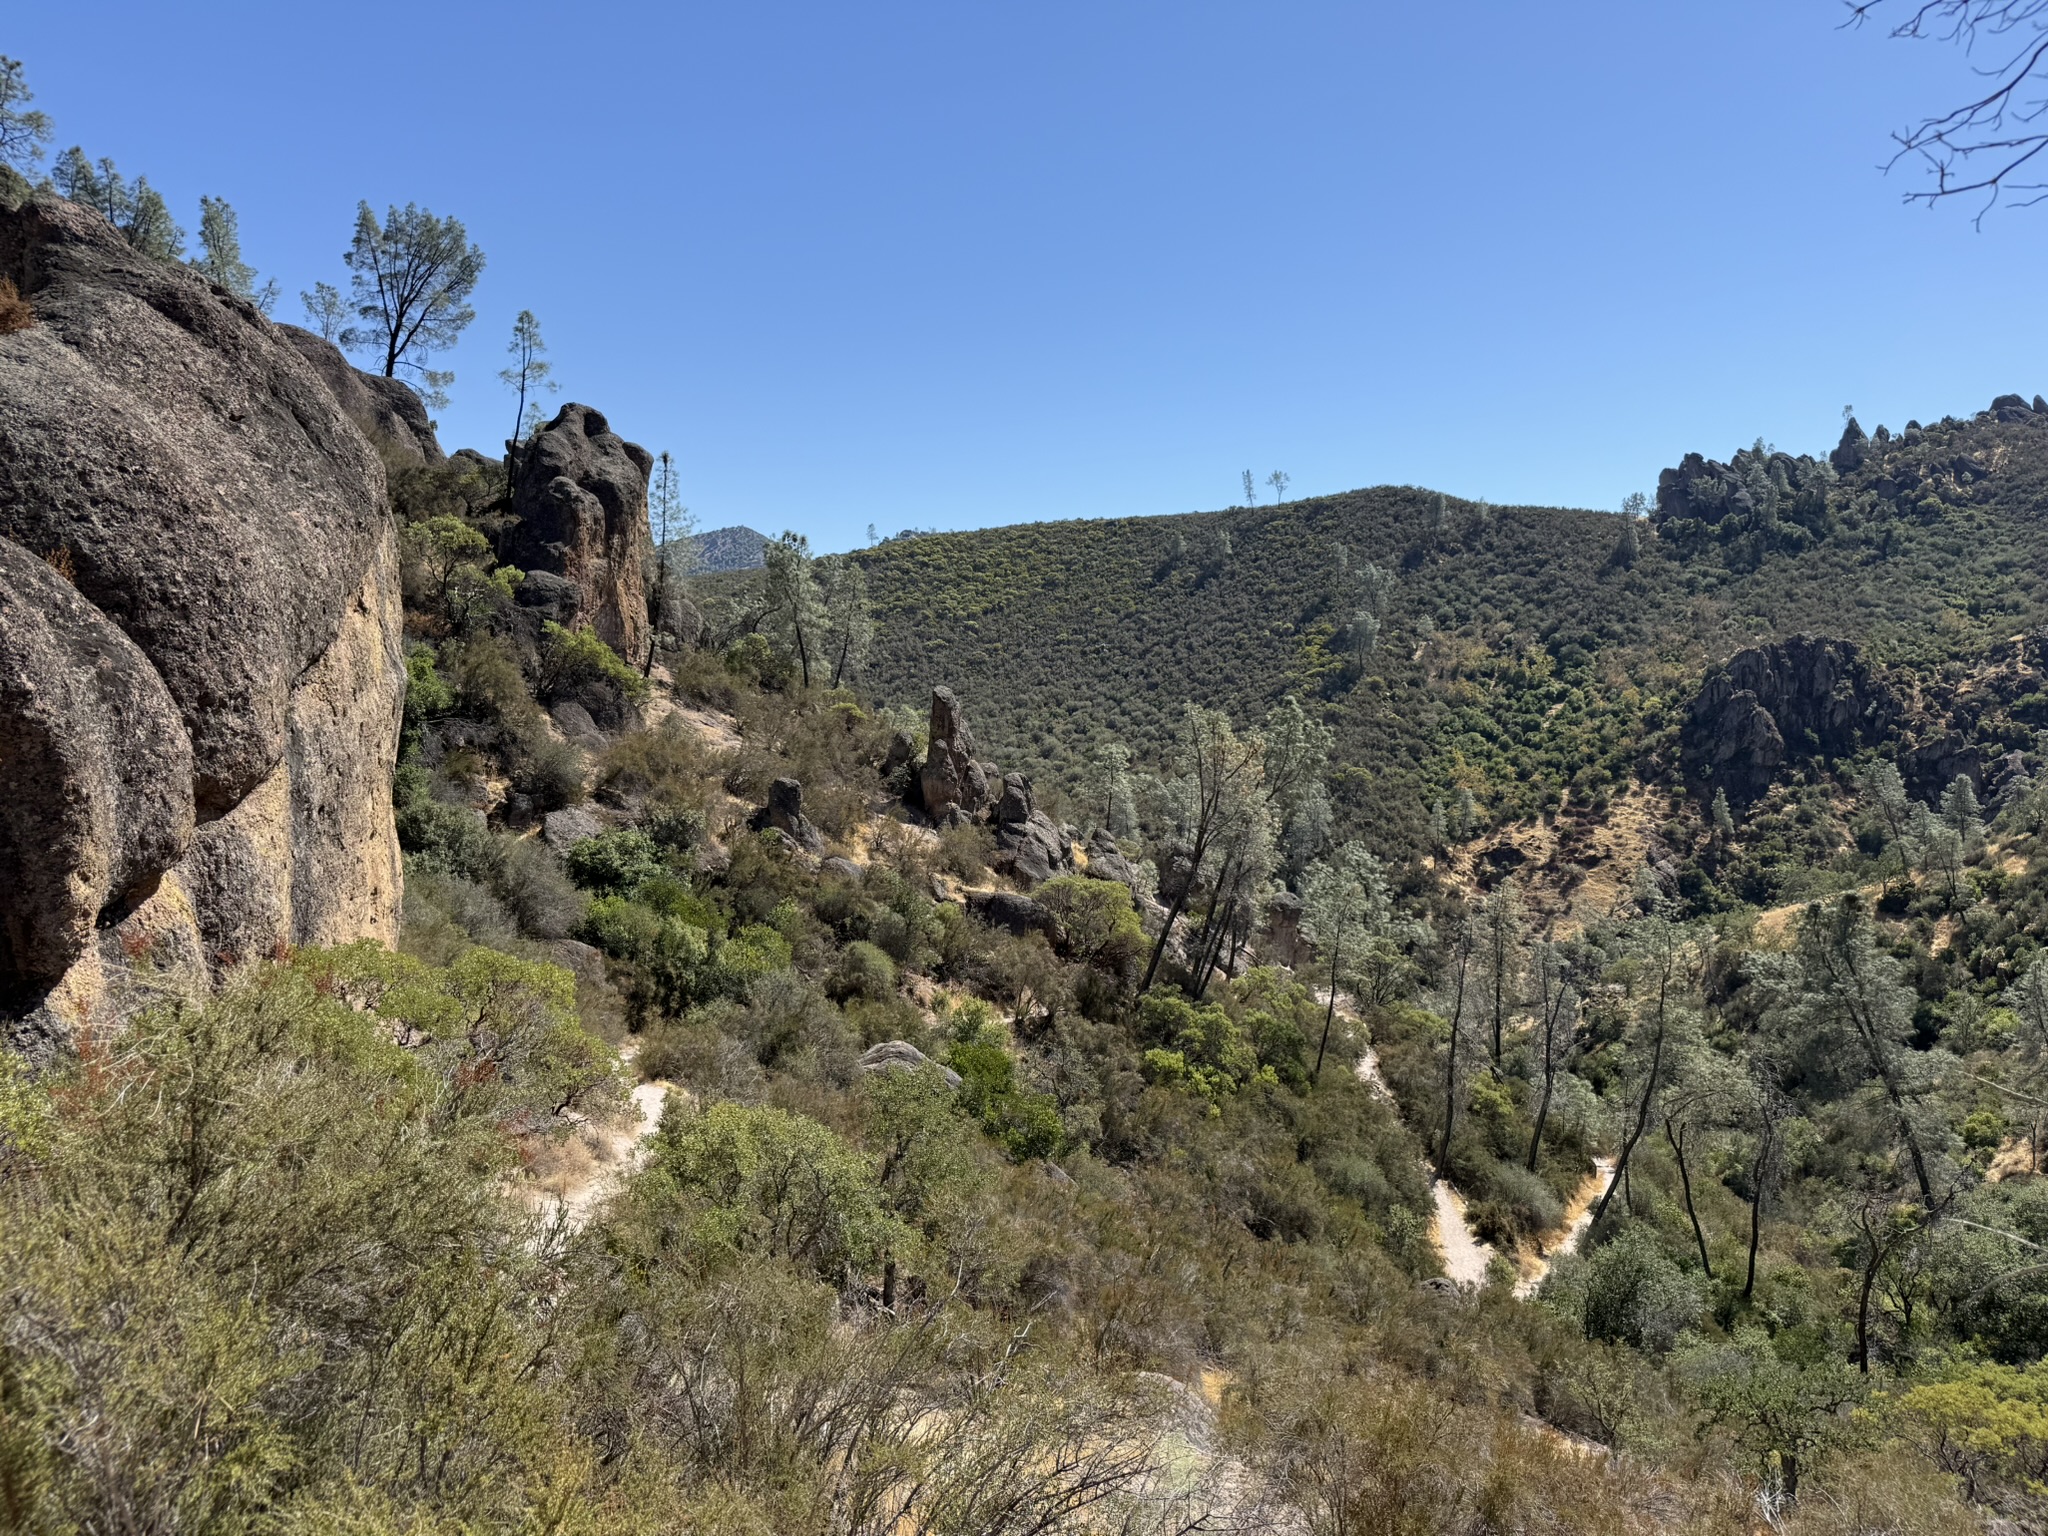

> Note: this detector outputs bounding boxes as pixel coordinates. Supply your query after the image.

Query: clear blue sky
[9,2,2038,549]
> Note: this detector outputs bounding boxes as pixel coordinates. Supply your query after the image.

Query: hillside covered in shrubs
[18,284,2048,1531]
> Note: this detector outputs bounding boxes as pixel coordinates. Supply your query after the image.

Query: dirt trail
[1512,1157,1615,1299]
[1352,1026,1616,1294]
[523,1040,676,1231]
[1353,1043,1499,1287]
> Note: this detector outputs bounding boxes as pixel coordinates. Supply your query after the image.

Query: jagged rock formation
[276,325,444,465]
[1081,828,1140,889]
[498,404,653,662]
[1681,636,1896,804]
[750,777,826,855]
[989,771,1074,884]
[920,687,991,824]
[0,189,403,1047]
[966,890,1058,939]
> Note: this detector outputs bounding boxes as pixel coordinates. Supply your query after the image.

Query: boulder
[750,777,826,855]
[498,403,653,663]
[1680,636,1897,805]
[993,771,1034,825]
[820,856,865,883]
[995,811,1073,886]
[857,1039,962,1089]
[550,699,607,751]
[514,569,583,628]
[0,189,403,1037]
[919,687,991,819]
[1081,827,1140,888]
[543,806,606,852]
[1264,890,1305,968]
[967,889,1059,940]
[0,541,193,991]
[277,324,444,464]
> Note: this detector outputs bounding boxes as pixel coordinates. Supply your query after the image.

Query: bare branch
[1847,1,2048,220]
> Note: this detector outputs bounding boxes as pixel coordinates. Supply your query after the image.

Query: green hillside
[848,401,2048,848]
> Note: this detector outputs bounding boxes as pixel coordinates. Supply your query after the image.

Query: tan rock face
[0,189,404,1051]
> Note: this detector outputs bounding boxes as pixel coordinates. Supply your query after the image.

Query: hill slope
[686,524,769,572]
[851,399,2048,851]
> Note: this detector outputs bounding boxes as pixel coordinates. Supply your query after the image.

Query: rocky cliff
[498,403,654,661]
[0,189,405,1052]
[1680,635,1897,805]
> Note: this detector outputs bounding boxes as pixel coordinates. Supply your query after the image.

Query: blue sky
[9,2,2040,549]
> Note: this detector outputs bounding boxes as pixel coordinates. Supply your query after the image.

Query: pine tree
[1477,880,1527,1067]
[341,201,486,408]
[1940,773,1985,854]
[761,532,826,689]
[1350,561,1396,661]
[822,559,874,689]
[190,196,277,313]
[51,151,183,261]
[1711,787,1735,840]
[121,178,184,262]
[1301,841,1392,1082]
[1085,743,1136,839]
[300,282,349,343]
[643,451,695,676]
[0,56,53,173]
[497,310,558,449]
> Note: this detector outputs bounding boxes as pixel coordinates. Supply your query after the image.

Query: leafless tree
[1849,2,2048,219]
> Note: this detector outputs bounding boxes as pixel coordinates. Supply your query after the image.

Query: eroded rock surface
[0,189,403,1043]
[276,325,444,465]
[920,686,990,823]
[1681,636,1896,805]
[499,403,653,662]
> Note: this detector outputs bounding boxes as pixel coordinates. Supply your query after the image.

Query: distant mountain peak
[679,525,770,572]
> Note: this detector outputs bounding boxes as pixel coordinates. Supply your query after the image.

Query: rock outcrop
[857,1039,962,1089]
[989,771,1074,884]
[276,325,444,465]
[1680,636,1896,805]
[0,189,403,1044]
[919,686,991,824]
[967,890,1058,940]
[1081,828,1139,887]
[750,777,826,855]
[498,403,653,663]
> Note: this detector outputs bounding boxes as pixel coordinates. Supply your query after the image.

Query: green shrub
[947,1035,1064,1161]
[829,940,898,1003]
[566,829,666,894]
[538,621,649,717]
[441,633,539,724]
[402,643,454,738]
[642,1101,903,1278]
[507,728,586,811]
[394,764,504,885]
